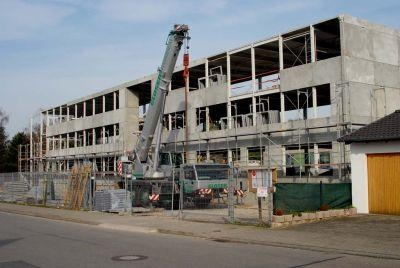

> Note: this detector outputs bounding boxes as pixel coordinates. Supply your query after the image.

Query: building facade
[33,15,399,182]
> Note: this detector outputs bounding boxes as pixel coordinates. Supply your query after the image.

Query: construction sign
[248,168,277,193]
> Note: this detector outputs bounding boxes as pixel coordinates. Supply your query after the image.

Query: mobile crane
[132,24,189,180]
[124,25,231,208]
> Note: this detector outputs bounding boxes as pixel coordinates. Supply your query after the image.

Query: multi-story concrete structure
[36,15,400,182]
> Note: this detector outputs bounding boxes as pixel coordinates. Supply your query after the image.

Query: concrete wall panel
[374,62,400,88]
[345,56,374,84]
[385,87,400,114]
[342,23,372,59]
[348,82,373,120]
[280,64,313,91]
[372,31,398,66]
[312,57,341,85]
[165,88,185,113]
[280,57,341,92]
[343,20,399,66]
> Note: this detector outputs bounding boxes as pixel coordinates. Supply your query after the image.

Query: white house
[338,110,400,215]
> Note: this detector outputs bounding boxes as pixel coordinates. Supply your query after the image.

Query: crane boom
[133,24,189,179]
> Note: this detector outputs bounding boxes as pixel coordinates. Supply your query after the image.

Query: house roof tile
[338,110,400,144]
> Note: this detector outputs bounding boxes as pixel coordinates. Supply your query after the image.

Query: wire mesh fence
[0,163,352,226]
[0,172,69,206]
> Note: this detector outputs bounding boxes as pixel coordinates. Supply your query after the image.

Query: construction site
[1,14,399,223]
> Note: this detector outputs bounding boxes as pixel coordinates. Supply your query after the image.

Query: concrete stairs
[1,181,30,202]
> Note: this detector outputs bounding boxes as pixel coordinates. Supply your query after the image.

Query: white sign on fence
[257,187,269,197]
[251,170,272,188]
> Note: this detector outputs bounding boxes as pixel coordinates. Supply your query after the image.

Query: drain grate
[111,255,148,261]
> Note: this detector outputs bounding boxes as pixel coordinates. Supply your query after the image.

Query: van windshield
[196,168,229,180]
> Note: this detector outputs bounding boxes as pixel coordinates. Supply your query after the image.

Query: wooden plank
[367,153,400,215]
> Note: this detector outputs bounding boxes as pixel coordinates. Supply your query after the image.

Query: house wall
[350,141,400,213]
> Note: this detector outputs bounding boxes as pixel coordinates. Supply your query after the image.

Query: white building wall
[350,141,400,213]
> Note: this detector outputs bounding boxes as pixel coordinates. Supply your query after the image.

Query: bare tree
[0,108,9,172]
[0,108,8,127]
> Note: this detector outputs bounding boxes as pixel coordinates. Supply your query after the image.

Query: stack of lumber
[64,165,92,210]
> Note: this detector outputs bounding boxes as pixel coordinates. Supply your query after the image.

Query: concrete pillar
[46,110,49,127]
[75,104,77,119]
[281,146,286,176]
[39,113,43,159]
[83,102,86,117]
[313,143,319,173]
[240,147,248,166]
[251,46,257,126]
[102,126,106,144]
[168,114,172,130]
[102,95,106,113]
[52,108,55,125]
[59,135,62,150]
[92,128,95,145]
[310,25,316,63]
[227,149,233,164]
[113,124,117,144]
[66,133,69,149]
[280,92,285,122]
[279,35,284,70]
[92,98,95,115]
[227,53,232,129]
[205,59,209,88]
[83,130,86,147]
[187,151,197,164]
[312,86,317,119]
[46,135,50,154]
[113,92,117,110]
[74,132,77,148]
[205,106,210,132]
[67,106,70,121]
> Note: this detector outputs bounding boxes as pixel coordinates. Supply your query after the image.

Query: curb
[98,223,158,234]
[0,208,98,225]
[157,229,400,261]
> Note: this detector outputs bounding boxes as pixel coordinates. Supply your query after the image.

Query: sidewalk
[1,203,399,260]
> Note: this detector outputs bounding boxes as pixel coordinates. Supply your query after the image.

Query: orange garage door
[367,153,400,215]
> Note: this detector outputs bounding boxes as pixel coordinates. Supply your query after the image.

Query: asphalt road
[0,212,398,268]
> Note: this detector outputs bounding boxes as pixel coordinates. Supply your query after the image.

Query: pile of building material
[1,180,29,202]
[94,189,130,212]
[64,165,92,210]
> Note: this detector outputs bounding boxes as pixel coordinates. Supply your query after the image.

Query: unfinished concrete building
[36,15,400,182]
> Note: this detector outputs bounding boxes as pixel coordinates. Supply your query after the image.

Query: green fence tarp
[273,183,352,213]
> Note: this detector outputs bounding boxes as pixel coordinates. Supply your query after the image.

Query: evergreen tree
[4,132,29,172]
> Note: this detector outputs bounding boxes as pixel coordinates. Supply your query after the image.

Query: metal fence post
[171,168,175,215]
[179,170,183,220]
[228,167,235,223]
[267,169,273,227]
[11,173,15,202]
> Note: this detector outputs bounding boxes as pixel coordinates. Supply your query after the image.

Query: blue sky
[0,0,399,136]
